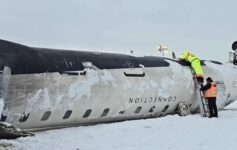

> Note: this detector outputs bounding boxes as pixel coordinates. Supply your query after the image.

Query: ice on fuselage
[205,61,237,108]
[0,98,4,119]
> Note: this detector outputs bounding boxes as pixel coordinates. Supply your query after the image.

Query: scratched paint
[67,67,117,108]
[159,77,175,98]
[67,69,100,108]
[101,69,117,87]
[168,60,194,94]
[25,88,51,113]
[137,80,159,93]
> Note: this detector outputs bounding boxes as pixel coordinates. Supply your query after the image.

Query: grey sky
[0,0,236,61]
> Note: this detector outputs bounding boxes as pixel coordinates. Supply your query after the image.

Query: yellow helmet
[181,51,189,60]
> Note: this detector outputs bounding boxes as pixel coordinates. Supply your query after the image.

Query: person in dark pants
[200,77,218,118]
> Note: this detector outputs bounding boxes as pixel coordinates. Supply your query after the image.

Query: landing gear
[177,102,191,116]
[234,58,237,65]
[232,41,237,51]
[231,41,237,65]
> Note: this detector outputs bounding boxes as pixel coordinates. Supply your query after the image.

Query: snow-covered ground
[1,101,237,150]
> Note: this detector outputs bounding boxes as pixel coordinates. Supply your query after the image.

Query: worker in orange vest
[200,77,218,118]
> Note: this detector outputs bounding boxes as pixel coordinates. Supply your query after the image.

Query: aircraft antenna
[157,45,168,56]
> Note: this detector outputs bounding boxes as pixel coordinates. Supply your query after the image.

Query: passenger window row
[19,105,170,122]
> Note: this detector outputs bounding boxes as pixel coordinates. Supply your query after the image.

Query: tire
[232,41,237,51]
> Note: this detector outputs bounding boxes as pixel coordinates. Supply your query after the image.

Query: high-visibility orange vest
[204,82,217,98]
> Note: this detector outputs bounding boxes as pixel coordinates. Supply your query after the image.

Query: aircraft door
[123,57,145,77]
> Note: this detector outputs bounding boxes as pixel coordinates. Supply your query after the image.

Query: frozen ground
[1,101,237,150]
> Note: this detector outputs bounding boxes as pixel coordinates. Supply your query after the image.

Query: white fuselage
[3,60,237,131]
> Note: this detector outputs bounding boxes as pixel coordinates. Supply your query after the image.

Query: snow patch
[123,80,132,89]
[150,80,159,88]
[138,81,150,92]
[82,61,98,70]
[24,67,117,111]
[3,110,23,122]
[68,68,116,107]
[25,88,51,113]
[168,60,193,79]
[0,121,12,127]
[67,69,100,108]
[137,80,158,93]
[168,60,194,94]
[101,69,116,86]
[68,69,99,99]
[3,101,237,150]
[53,94,64,110]
[159,77,175,97]
[68,83,78,98]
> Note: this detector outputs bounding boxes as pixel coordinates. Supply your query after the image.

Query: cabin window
[149,106,156,113]
[19,113,30,122]
[1,114,7,122]
[119,110,125,115]
[41,111,51,121]
[135,106,142,113]
[162,105,169,113]
[83,109,92,118]
[63,110,72,119]
[101,108,110,117]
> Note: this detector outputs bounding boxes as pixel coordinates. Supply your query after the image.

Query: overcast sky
[0,0,236,61]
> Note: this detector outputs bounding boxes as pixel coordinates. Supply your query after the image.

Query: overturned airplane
[0,39,237,138]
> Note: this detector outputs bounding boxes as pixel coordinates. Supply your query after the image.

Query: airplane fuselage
[1,39,237,131]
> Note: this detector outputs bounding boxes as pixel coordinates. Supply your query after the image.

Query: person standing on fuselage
[180,51,204,85]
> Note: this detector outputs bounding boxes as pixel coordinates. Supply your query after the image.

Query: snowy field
[1,101,237,150]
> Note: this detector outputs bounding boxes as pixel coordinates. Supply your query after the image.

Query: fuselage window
[63,110,72,119]
[149,106,156,113]
[119,110,125,115]
[101,108,110,117]
[162,105,169,113]
[83,109,92,118]
[135,106,142,113]
[41,111,51,121]
[1,115,7,122]
[19,113,30,122]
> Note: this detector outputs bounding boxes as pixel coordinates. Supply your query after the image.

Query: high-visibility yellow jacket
[180,51,203,76]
